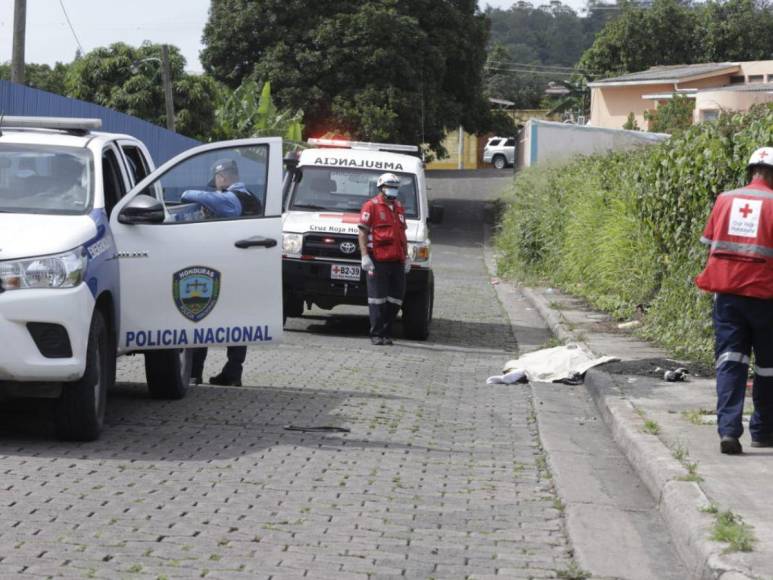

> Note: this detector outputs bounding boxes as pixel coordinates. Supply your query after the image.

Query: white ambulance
[281,139,441,339]
[0,117,283,441]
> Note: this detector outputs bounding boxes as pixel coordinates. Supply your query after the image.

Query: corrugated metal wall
[0,81,200,165]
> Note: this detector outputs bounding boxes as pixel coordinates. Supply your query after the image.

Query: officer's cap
[208,158,239,187]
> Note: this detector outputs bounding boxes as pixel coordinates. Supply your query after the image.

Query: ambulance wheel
[56,310,112,441]
[402,282,434,341]
[144,348,192,400]
[493,155,507,170]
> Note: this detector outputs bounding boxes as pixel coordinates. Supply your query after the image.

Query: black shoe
[370,337,384,345]
[751,437,773,448]
[382,337,393,345]
[720,436,743,455]
[209,373,242,387]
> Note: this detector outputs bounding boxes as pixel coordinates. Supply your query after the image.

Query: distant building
[588,61,773,130]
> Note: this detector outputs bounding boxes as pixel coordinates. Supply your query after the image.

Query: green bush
[496,103,773,365]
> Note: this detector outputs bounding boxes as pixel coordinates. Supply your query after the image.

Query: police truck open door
[111,138,283,395]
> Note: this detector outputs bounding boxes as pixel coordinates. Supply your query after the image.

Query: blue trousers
[713,293,773,440]
[366,261,405,339]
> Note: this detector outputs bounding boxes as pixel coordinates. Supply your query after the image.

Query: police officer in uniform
[183,159,261,386]
[696,147,773,454]
[358,173,411,345]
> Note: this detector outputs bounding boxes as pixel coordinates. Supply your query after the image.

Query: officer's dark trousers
[191,346,247,381]
[367,261,406,339]
[713,293,773,440]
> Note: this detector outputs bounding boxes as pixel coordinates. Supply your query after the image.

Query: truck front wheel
[283,294,304,326]
[144,349,192,399]
[493,154,507,170]
[55,310,112,441]
[402,279,434,340]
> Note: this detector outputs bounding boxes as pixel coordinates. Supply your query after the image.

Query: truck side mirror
[428,204,444,225]
[118,194,165,225]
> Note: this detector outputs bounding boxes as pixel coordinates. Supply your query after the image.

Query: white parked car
[0,116,284,440]
[483,136,516,169]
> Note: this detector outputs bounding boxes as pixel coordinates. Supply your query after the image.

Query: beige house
[589,61,773,130]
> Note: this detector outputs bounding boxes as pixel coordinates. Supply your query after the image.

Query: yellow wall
[426,130,480,170]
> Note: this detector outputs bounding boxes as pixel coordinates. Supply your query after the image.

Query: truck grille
[303,234,361,260]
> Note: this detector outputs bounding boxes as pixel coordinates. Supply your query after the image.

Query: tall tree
[201,0,492,153]
[484,1,610,109]
[0,62,70,94]
[484,43,560,109]
[579,0,773,79]
[701,0,773,62]
[579,0,702,78]
[65,42,219,140]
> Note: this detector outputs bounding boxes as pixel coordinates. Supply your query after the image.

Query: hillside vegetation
[495,104,773,364]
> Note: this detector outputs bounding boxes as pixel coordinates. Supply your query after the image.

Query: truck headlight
[282,233,303,257]
[0,248,86,290]
[408,241,430,262]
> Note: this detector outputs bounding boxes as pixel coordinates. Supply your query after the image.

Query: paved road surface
[0,169,588,578]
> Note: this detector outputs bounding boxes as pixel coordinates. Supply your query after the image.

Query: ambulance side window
[102,147,127,217]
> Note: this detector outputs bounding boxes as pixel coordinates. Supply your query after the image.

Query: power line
[485,65,578,77]
[487,60,589,73]
[58,0,83,54]
[488,60,577,72]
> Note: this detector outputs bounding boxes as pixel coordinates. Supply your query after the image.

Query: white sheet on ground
[501,343,618,382]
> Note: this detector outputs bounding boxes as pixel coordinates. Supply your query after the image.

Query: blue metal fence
[0,80,200,165]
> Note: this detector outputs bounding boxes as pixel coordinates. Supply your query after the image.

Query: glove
[403,257,412,274]
[361,254,375,273]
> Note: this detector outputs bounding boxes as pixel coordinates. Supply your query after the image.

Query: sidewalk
[521,285,773,580]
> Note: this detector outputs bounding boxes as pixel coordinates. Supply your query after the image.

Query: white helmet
[748,147,773,169]
[377,173,401,189]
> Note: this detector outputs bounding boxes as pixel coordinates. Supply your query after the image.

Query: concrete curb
[521,287,756,580]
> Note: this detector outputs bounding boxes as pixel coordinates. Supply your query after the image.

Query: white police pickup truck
[281,138,441,339]
[0,117,283,441]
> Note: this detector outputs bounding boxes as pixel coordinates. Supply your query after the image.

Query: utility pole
[11,0,27,84]
[161,45,176,132]
[457,125,465,170]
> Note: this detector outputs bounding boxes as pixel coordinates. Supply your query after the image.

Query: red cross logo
[759,150,769,159]
[740,203,754,218]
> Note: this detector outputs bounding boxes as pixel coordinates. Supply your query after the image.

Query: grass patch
[682,408,714,425]
[542,336,564,349]
[556,561,592,579]
[711,510,756,553]
[643,419,660,435]
[671,442,703,482]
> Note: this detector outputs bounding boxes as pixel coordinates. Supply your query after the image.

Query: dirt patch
[598,357,715,379]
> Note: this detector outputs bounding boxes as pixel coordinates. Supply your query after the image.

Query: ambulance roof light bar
[0,116,102,136]
[307,137,419,153]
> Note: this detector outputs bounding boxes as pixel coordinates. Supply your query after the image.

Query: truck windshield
[289,167,419,218]
[0,145,93,215]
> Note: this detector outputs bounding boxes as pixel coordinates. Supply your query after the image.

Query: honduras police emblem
[173,266,221,322]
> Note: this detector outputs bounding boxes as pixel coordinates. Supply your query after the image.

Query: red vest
[695,179,773,299]
[359,196,408,262]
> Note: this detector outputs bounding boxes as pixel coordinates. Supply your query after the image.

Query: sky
[0,0,587,73]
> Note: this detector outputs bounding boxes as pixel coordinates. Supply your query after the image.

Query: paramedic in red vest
[358,172,411,345]
[696,147,773,455]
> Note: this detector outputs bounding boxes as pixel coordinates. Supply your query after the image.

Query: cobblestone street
[0,172,577,579]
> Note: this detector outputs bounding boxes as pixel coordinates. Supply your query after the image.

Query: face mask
[384,187,399,199]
